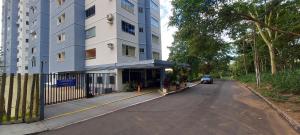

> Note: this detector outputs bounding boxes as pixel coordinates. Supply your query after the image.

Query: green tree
[169,0,300,75]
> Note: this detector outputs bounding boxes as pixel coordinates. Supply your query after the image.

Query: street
[39,80,298,135]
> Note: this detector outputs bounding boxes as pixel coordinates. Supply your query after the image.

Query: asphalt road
[39,80,298,135]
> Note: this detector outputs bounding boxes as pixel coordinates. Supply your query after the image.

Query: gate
[44,73,116,105]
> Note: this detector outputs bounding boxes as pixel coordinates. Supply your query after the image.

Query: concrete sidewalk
[0,91,162,135]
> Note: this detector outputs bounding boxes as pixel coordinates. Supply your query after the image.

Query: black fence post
[85,74,92,98]
[39,74,45,120]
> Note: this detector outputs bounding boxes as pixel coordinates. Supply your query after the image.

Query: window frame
[86,27,96,39]
[85,48,97,60]
[85,5,96,19]
[121,0,135,14]
[122,44,136,57]
[121,21,135,35]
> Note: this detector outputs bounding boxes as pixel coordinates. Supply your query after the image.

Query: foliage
[124,82,138,92]
[236,70,300,95]
[169,0,300,76]
[168,0,233,79]
[169,0,300,95]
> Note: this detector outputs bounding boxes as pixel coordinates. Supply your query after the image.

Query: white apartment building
[16,0,30,73]
[49,0,165,91]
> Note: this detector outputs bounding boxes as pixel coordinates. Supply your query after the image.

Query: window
[25,66,28,70]
[151,17,159,28]
[31,56,36,67]
[121,0,134,14]
[153,52,160,60]
[30,6,35,14]
[97,76,103,84]
[109,76,115,84]
[122,21,135,35]
[85,5,95,18]
[57,33,65,43]
[26,21,29,25]
[31,31,37,39]
[85,48,96,60]
[122,45,135,57]
[152,34,159,44]
[138,7,143,13]
[139,27,143,32]
[25,39,29,43]
[89,77,93,83]
[31,47,36,54]
[57,0,65,6]
[86,27,96,39]
[57,52,65,62]
[57,13,65,25]
[139,48,145,54]
[150,0,159,11]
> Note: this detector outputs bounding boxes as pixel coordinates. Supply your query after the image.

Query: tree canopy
[169,0,300,79]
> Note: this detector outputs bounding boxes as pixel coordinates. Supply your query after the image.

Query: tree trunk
[242,41,248,75]
[254,21,277,75]
[253,28,261,88]
[267,44,277,75]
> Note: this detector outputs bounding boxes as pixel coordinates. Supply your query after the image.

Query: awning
[85,59,189,71]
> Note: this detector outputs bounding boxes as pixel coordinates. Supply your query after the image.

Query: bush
[124,82,138,92]
[265,71,300,94]
[236,70,300,95]
[234,74,256,83]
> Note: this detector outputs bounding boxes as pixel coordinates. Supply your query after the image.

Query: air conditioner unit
[107,43,114,49]
[106,14,114,24]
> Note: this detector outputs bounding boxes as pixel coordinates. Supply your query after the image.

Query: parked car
[200,75,213,84]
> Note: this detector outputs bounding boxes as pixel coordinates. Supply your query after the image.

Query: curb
[165,82,201,96]
[239,82,300,133]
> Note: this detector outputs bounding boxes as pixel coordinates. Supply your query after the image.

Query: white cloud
[160,0,177,60]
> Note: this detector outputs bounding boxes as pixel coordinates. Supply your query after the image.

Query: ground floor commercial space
[85,60,183,92]
[43,59,189,103]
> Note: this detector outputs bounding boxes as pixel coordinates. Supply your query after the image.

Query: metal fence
[0,73,116,124]
[44,73,116,105]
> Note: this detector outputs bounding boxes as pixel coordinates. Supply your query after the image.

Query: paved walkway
[0,91,162,135]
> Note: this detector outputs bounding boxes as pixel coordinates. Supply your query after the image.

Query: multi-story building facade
[16,0,30,73]
[2,0,20,73]
[1,0,50,74]
[49,0,162,91]
[2,0,165,91]
[28,0,50,73]
[49,0,85,73]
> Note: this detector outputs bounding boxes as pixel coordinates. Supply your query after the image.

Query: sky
[0,0,176,60]
[160,0,177,60]
[0,1,2,48]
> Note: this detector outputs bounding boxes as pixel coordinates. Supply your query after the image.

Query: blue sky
[0,1,176,60]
